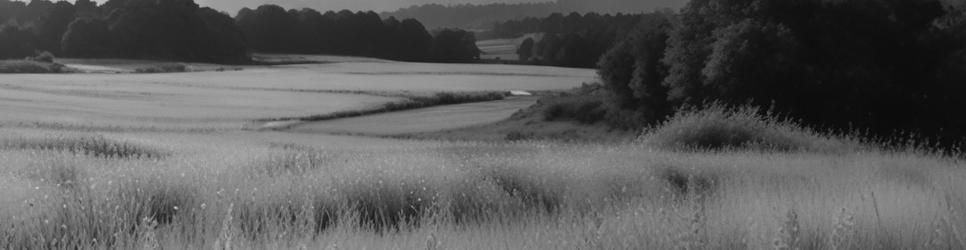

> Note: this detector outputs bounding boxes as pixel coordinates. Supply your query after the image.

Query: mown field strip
[288,97,537,135]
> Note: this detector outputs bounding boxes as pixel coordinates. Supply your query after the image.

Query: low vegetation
[0,59,67,73]
[1,106,963,248]
[1,134,166,159]
[268,91,507,123]
[133,63,188,74]
[638,105,861,153]
[537,83,646,130]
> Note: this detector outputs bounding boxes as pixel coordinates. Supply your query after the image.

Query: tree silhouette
[432,29,481,63]
[517,37,534,62]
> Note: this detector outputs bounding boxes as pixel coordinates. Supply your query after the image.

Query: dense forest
[0,0,480,64]
[597,0,966,146]
[235,5,480,63]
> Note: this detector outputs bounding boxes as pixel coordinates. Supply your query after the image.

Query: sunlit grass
[0,121,964,249]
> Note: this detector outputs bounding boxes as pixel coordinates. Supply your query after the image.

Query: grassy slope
[0,122,963,249]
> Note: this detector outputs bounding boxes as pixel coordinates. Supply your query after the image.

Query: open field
[0,57,594,131]
[1,56,964,249]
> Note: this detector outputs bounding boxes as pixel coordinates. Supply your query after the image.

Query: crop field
[1,57,964,249]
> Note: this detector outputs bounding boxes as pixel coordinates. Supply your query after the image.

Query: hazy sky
[194,0,549,14]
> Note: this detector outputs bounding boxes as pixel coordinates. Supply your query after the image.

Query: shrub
[0,60,66,73]
[540,94,607,124]
[639,104,857,152]
[542,102,567,121]
[134,64,187,74]
[30,51,56,63]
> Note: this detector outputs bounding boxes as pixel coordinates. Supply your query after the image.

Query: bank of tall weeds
[1,109,964,249]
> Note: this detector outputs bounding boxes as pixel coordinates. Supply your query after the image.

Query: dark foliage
[381,3,556,30]
[1,0,250,63]
[598,12,675,122]
[61,18,111,57]
[542,97,607,125]
[536,83,649,129]
[1,0,480,64]
[235,5,476,63]
[0,24,37,59]
[380,1,684,30]
[98,0,249,63]
[491,12,643,39]
[431,29,481,63]
[601,0,966,147]
[494,12,646,68]
[0,59,66,73]
[36,1,76,54]
[517,37,534,62]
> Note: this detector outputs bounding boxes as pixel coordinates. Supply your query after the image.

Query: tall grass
[1,106,964,249]
[639,104,863,153]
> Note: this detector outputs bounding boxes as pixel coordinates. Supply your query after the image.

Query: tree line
[599,0,966,146]
[0,0,480,64]
[379,0,686,30]
[382,3,556,30]
[494,12,644,68]
[236,5,480,63]
[1,0,249,63]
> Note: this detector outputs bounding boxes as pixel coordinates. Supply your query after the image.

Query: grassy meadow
[1,57,964,249]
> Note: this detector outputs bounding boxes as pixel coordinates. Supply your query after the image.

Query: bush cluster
[638,104,857,153]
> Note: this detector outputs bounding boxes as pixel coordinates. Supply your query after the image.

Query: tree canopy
[0,0,250,63]
[601,0,966,146]
[234,5,479,63]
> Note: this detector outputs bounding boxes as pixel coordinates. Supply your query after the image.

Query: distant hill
[381,0,687,30]
[381,3,556,30]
